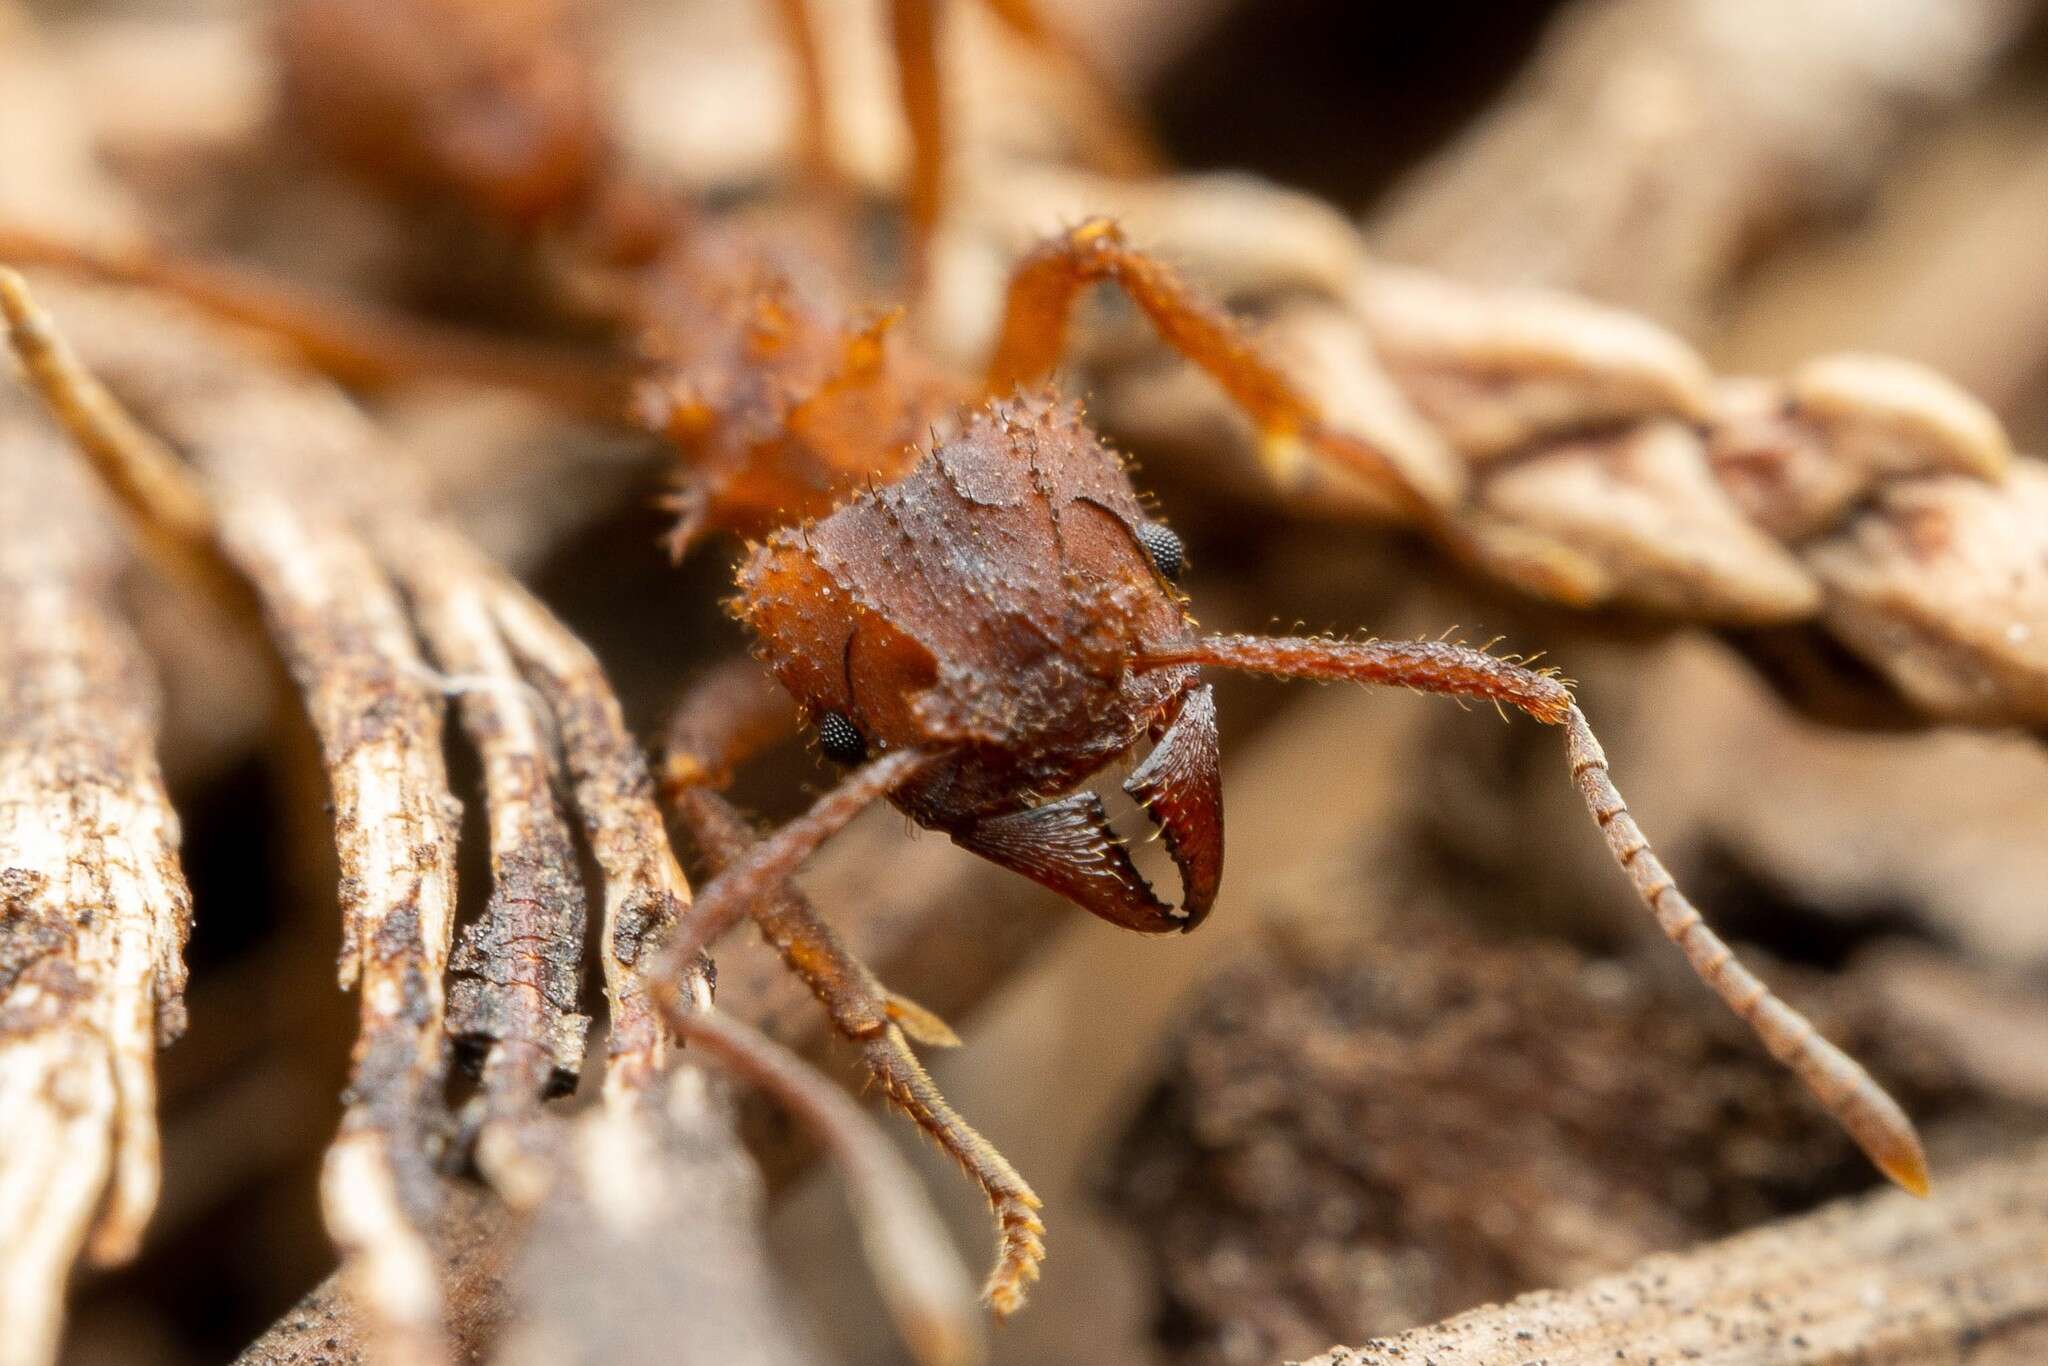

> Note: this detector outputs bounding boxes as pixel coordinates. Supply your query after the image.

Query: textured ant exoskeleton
[0,0,1931,1327]
[655,398,1929,1254]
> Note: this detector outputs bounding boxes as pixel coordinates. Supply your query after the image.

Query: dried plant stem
[8,278,966,1365]
[3,277,461,1364]
[384,521,589,1208]
[485,581,703,1096]
[222,492,461,1366]
[0,399,191,1366]
[0,267,245,609]
[1304,1137,2048,1365]
[963,169,2040,723]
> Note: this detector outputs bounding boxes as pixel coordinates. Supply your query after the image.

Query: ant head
[734,395,1222,933]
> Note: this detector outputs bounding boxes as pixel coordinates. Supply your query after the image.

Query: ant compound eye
[1135,521,1185,581]
[816,711,867,765]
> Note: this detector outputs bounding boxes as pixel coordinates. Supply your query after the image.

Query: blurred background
[16,0,2048,1361]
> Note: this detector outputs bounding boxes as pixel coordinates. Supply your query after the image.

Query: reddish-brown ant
[652,396,1929,1290]
[0,0,1930,1323]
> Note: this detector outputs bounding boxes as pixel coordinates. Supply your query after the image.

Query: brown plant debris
[0,390,192,1366]
[486,576,699,1098]
[1102,915,2029,1366]
[0,275,595,1360]
[386,520,591,1202]
[490,1066,826,1366]
[1300,1135,2048,1365]
[5,269,984,1366]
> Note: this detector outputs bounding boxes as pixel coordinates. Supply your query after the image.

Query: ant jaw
[1124,683,1222,927]
[947,685,1222,934]
[950,791,1184,933]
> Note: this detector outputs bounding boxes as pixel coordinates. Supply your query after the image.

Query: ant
[1,0,1929,1322]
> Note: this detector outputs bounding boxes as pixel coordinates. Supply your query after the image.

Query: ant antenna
[1137,630,1930,1197]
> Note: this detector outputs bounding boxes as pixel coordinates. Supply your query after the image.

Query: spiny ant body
[7,0,1932,1330]
[737,397,1220,930]
[667,392,1930,1220]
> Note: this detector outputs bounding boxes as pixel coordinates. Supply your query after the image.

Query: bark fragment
[0,393,191,1366]
[1103,915,2033,1366]
[1302,1137,2048,1365]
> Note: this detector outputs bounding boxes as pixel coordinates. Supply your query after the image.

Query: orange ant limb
[673,786,1046,1315]
[888,0,949,277]
[767,0,840,187]
[659,660,957,1046]
[982,219,1443,522]
[659,663,1045,1313]
[1136,632,1932,1198]
[661,1006,986,1366]
[656,746,941,973]
[0,228,633,417]
[977,0,1163,176]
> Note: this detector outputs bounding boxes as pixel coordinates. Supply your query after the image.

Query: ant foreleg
[982,219,1440,520]
[660,657,804,794]
[660,661,955,1044]
[659,668,1046,1312]
[659,746,936,973]
[1139,631,1931,1197]
[676,786,1046,1315]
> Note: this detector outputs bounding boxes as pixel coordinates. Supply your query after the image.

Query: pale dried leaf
[1807,461,2048,723]
[1468,421,1820,621]
[1351,267,1714,460]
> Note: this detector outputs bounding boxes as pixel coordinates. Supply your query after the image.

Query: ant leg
[881,0,1156,262]
[978,0,1161,175]
[660,665,1047,1312]
[766,0,838,185]
[664,1007,983,1365]
[0,228,630,416]
[887,0,948,271]
[983,219,1441,521]
[660,746,935,968]
[680,787,1047,1314]
[1140,632,1931,1198]
[660,661,956,1044]
[660,658,805,793]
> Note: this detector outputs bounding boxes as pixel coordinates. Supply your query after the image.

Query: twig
[0,266,246,609]
[1052,169,2043,721]
[1301,1137,2048,1365]
[385,520,589,1209]
[0,394,192,1366]
[486,578,703,1097]
[8,275,978,1366]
